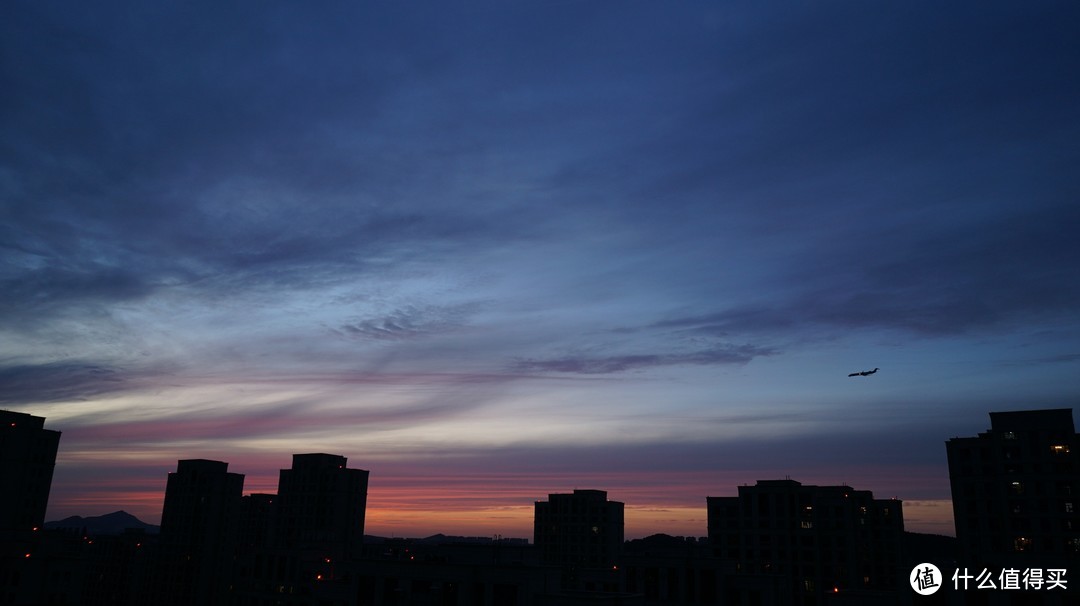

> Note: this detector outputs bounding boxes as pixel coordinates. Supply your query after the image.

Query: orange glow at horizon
[47,487,955,539]
[363,504,712,540]
[47,464,956,538]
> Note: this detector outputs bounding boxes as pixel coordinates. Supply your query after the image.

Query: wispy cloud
[511,344,775,374]
[991,352,1080,368]
[337,303,482,341]
[649,204,1080,341]
[0,361,168,405]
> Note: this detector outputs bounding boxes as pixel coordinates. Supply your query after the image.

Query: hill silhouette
[45,510,159,535]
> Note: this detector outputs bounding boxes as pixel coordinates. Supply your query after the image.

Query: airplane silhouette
[848,368,879,377]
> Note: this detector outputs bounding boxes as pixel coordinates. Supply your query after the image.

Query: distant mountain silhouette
[45,510,159,535]
[361,534,528,545]
[625,533,704,547]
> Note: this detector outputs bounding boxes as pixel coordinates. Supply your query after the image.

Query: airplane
[848,367,879,377]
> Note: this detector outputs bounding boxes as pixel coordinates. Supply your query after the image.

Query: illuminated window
[1014,537,1032,552]
[800,520,813,529]
[1011,481,1024,495]
[1052,444,1071,454]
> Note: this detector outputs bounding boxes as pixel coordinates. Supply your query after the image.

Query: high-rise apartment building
[0,410,62,603]
[157,459,244,606]
[274,453,369,559]
[946,408,1080,568]
[228,453,368,603]
[534,489,624,569]
[0,410,61,538]
[707,479,904,605]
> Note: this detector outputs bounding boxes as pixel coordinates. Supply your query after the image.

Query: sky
[2,1,1079,539]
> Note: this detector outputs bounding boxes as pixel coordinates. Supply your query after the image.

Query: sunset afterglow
[4,1,1079,541]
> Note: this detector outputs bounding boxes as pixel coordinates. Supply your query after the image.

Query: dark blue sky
[3,1,1079,537]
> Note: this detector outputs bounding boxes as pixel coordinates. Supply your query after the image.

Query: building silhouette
[0,410,62,603]
[232,453,369,604]
[0,410,61,538]
[707,479,904,605]
[156,459,244,606]
[947,408,1080,570]
[534,489,626,595]
[274,453,369,558]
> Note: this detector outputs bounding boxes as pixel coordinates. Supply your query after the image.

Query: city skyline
[9,408,1074,604]
[14,407,1077,540]
[3,2,1079,540]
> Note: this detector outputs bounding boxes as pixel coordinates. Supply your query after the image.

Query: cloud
[511,343,776,374]
[0,355,533,409]
[649,203,1080,340]
[0,361,157,405]
[2,5,562,337]
[61,398,480,446]
[997,353,1080,367]
[0,264,157,326]
[338,303,481,341]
